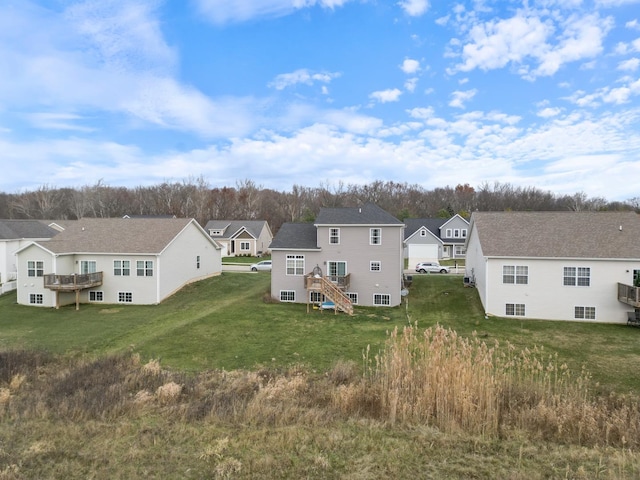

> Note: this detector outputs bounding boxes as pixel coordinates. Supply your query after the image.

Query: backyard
[2,273,640,478]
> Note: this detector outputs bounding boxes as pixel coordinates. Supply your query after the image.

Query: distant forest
[1,178,638,234]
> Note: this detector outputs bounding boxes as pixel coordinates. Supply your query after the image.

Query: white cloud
[626,19,639,30]
[618,58,640,71]
[369,88,403,103]
[269,69,341,90]
[194,0,352,24]
[537,107,562,118]
[450,11,613,80]
[404,78,418,92]
[398,0,429,17]
[400,58,420,74]
[449,89,477,108]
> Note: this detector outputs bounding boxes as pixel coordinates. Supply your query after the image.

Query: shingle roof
[269,223,319,250]
[203,220,268,239]
[39,217,200,254]
[470,211,640,259]
[315,203,403,225]
[403,218,447,239]
[0,220,59,240]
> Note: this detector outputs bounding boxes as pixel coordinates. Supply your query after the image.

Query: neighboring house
[269,203,405,310]
[465,211,640,324]
[404,214,469,265]
[15,217,222,308]
[0,220,59,293]
[204,220,273,257]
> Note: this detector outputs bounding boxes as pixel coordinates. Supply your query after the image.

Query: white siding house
[15,217,222,308]
[465,211,640,324]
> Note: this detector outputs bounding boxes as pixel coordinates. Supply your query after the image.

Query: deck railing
[618,283,640,307]
[304,273,350,291]
[44,272,103,291]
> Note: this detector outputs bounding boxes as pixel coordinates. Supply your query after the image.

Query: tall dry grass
[1,333,640,449]
[342,324,640,447]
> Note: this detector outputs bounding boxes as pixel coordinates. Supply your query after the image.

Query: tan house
[15,217,222,308]
[204,220,273,257]
[465,211,640,323]
[269,203,405,311]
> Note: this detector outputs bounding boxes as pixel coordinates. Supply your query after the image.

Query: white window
[454,245,466,256]
[454,229,460,238]
[27,260,44,277]
[575,306,596,320]
[505,303,525,316]
[370,261,381,272]
[114,260,130,276]
[564,267,590,286]
[445,229,452,237]
[505,303,524,317]
[29,293,43,304]
[503,265,528,284]
[240,241,250,251]
[286,255,305,275]
[89,291,103,302]
[137,260,153,277]
[330,228,340,245]
[373,293,390,306]
[420,229,427,237]
[461,229,467,238]
[209,229,223,236]
[118,292,133,303]
[80,260,96,274]
[370,228,381,245]
[280,290,295,302]
[347,292,358,304]
[310,291,325,303]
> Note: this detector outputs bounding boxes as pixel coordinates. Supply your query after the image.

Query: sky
[1,0,640,201]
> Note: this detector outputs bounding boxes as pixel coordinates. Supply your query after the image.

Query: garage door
[408,244,439,266]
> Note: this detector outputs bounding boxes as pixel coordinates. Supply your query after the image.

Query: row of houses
[2,208,639,324]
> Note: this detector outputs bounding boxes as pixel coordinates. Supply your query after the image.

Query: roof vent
[359,207,362,213]
[619,225,623,231]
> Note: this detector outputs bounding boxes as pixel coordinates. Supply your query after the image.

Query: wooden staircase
[318,276,353,315]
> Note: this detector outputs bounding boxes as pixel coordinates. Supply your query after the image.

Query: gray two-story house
[269,203,405,311]
[403,214,469,265]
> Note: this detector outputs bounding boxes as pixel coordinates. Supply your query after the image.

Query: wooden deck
[44,272,103,291]
[618,283,640,308]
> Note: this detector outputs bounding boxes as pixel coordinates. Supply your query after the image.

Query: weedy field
[1,273,640,478]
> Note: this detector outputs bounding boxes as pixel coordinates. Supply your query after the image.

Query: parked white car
[415,262,450,274]
[250,260,272,271]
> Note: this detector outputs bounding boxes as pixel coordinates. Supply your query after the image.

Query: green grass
[1,274,639,393]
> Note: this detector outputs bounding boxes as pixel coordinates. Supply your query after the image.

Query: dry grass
[1,343,640,478]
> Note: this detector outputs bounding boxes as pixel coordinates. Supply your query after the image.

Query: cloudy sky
[2,0,640,200]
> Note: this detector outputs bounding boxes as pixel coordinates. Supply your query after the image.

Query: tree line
[1,178,637,234]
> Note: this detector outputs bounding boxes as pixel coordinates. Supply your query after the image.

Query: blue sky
[1,0,640,201]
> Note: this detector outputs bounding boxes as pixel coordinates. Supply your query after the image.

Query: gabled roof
[203,220,270,239]
[314,203,403,226]
[0,220,59,240]
[403,218,447,240]
[269,223,319,250]
[470,211,640,259]
[31,217,215,255]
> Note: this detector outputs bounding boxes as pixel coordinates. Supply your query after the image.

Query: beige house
[269,203,405,310]
[15,217,222,308]
[204,220,273,257]
[465,211,640,323]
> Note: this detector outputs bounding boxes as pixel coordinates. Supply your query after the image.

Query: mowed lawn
[1,272,639,394]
